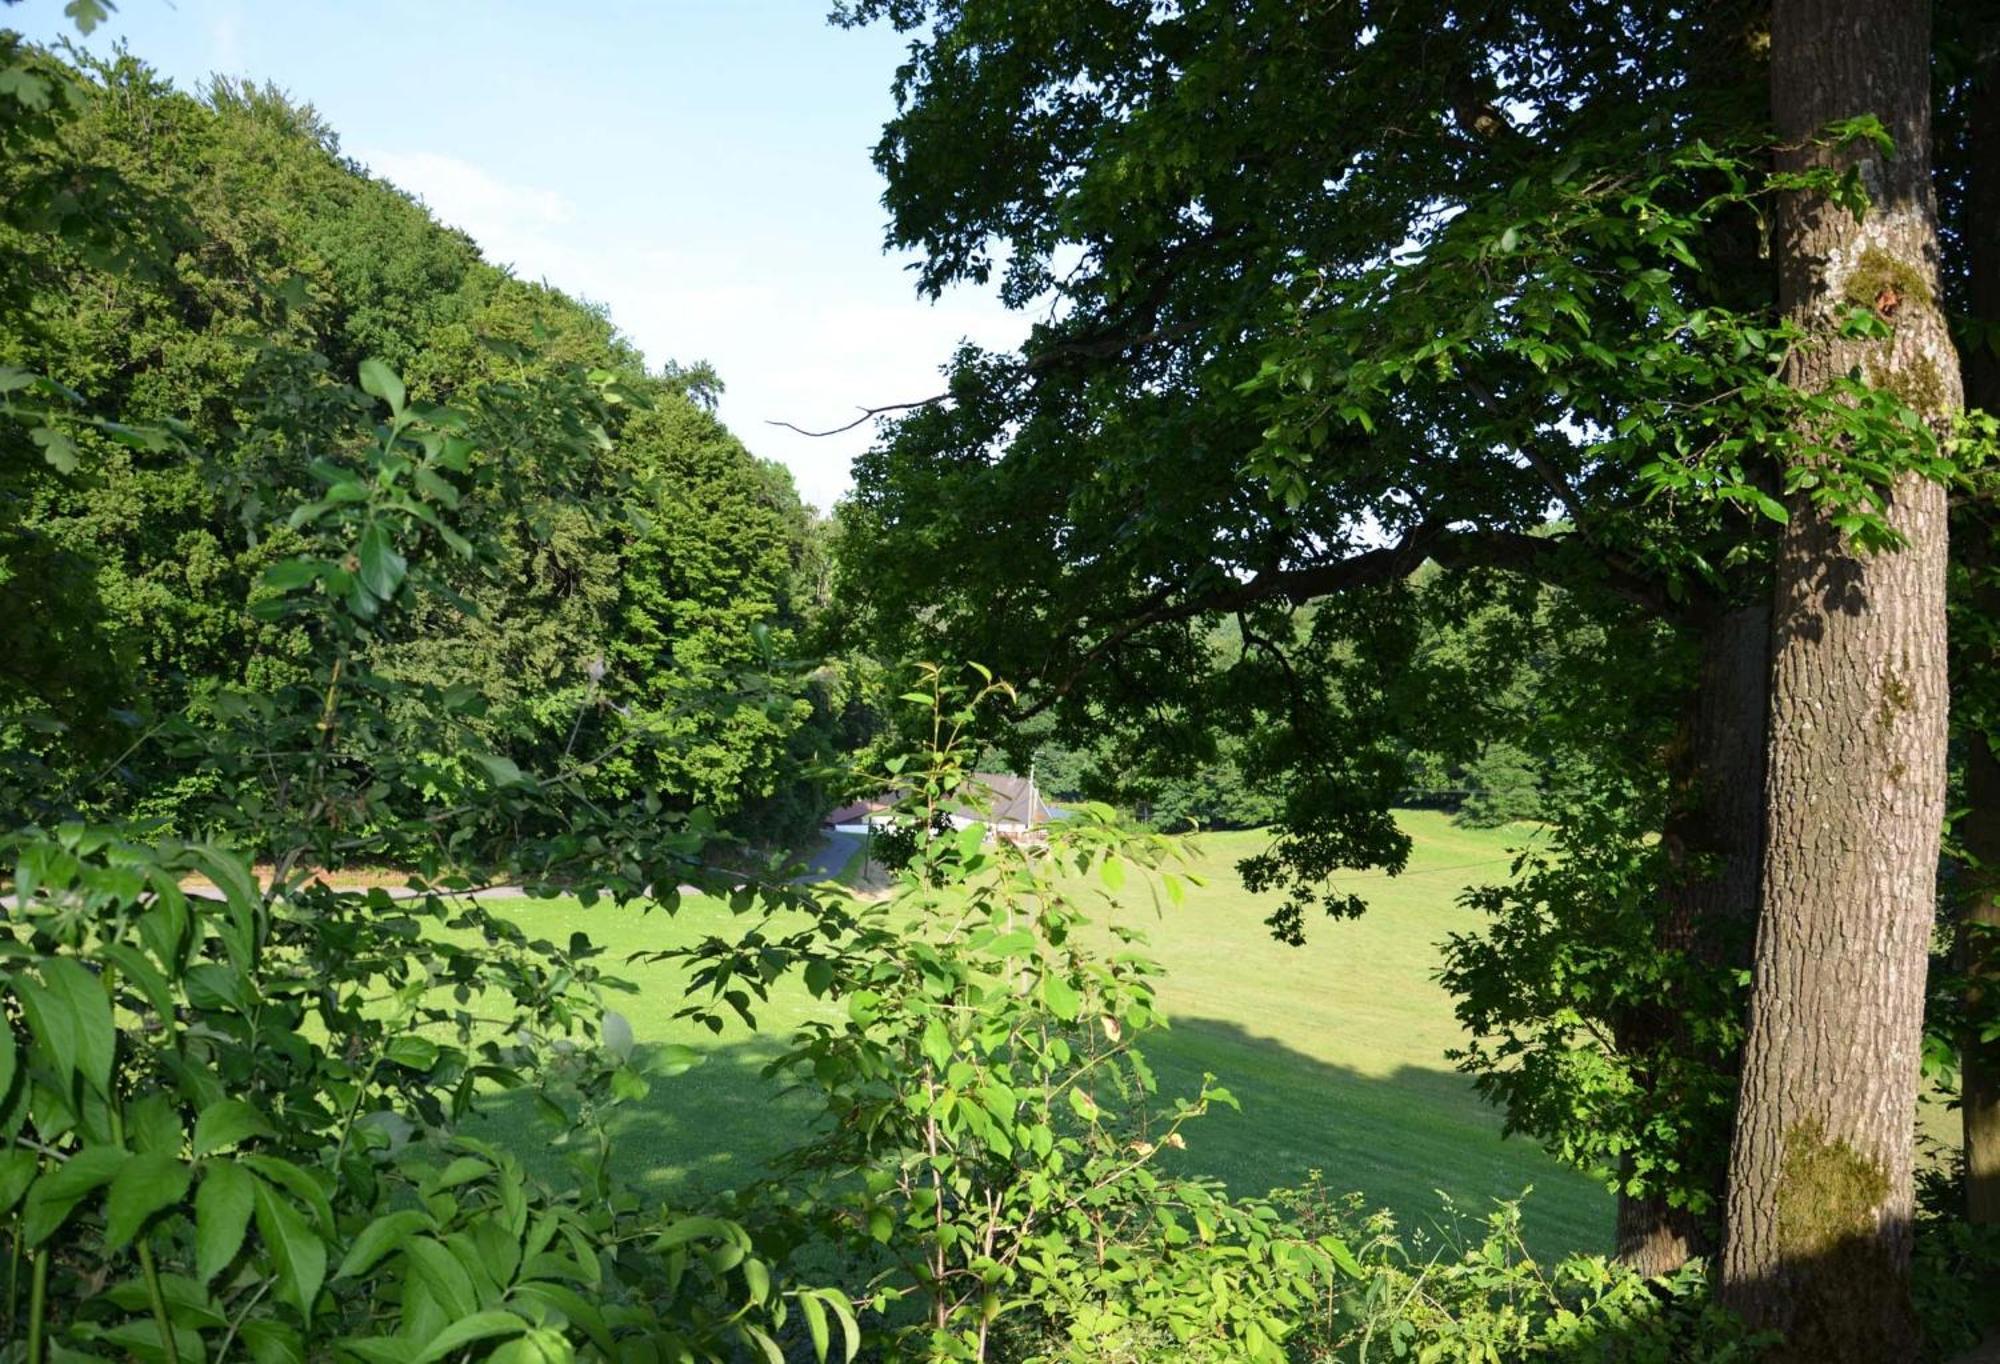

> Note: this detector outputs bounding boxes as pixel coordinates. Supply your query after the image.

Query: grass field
[471,812,1615,1259]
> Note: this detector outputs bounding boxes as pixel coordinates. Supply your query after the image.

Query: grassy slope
[475,812,1613,1258]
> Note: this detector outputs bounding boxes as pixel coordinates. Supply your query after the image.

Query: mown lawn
[469,812,1615,1259]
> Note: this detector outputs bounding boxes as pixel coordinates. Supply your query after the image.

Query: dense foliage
[8,2,2000,1359]
[0,39,833,850]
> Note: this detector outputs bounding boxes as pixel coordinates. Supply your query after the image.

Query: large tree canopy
[833,0,1992,1297]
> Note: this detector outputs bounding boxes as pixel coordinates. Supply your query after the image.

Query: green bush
[1272,1178,1763,1363]
[672,666,1352,1361]
[0,370,843,1362]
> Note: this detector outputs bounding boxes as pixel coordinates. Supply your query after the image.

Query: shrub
[1274,1177,1764,1363]
[672,665,1353,1361]
[0,367,847,1363]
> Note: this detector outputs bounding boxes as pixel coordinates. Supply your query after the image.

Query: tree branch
[766,394,952,438]
[1018,522,1683,718]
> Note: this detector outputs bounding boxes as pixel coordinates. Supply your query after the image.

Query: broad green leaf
[0,1149,39,1213]
[819,1288,861,1360]
[241,1154,335,1236]
[240,1320,305,1364]
[384,1036,439,1070]
[196,1161,255,1284]
[358,358,405,412]
[104,1149,191,1248]
[653,1043,701,1077]
[800,1291,830,1362]
[0,1011,16,1114]
[194,1099,276,1156]
[742,1325,786,1364]
[1041,972,1081,1022]
[17,957,117,1097]
[473,753,529,788]
[336,1209,432,1280]
[262,559,322,591]
[357,523,407,600]
[23,1144,127,1245]
[64,1,112,36]
[1099,855,1126,893]
[253,1181,327,1320]
[412,1310,527,1364]
[99,943,177,1026]
[920,1018,952,1069]
[404,1236,479,1319]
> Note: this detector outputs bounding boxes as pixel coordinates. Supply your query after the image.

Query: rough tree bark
[1957,32,2000,1230]
[1614,603,1770,1275]
[1720,0,1961,1356]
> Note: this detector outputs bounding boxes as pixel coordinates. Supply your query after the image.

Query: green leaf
[0,1150,35,1215]
[23,1145,128,1245]
[17,956,117,1097]
[403,1236,476,1318]
[384,1036,440,1070]
[194,1099,276,1156]
[0,1011,16,1115]
[254,1180,327,1320]
[31,425,77,473]
[64,1,113,36]
[99,943,177,1026]
[801,1291,830,1362]
[357,523,407,600]
[1319,1233,1364,1278]
[413,465,460,508]
[196,1162,255,1284]
[335,1209,432,1280]
[104,1150,191,1249]
[1099,855,1126,893]
[921,1018,952,1069]
[1041,972,1082,1022]
[822,1289,861,1361]
[358,358,406,413]
[742,1325,786,1364]
[473,753,529,788]
[0,68,53,112]
[413,1310,527,1364]
[262,559,322,592]
[240,1155,335,1236]
[652,1043,701,1077]
[1750,490,1790,524]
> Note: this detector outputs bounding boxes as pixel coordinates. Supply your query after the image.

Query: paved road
[798,830,865,884]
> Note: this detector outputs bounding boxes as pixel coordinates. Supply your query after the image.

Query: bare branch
[1460,375,1589,526]
[766,393,953,438]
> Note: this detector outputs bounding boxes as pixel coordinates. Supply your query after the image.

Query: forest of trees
[3,1,2000,1361]
[1,39,852,853]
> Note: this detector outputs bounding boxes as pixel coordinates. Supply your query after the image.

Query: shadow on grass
[466,1012,1612,1264]
[462,1022,2000,1358]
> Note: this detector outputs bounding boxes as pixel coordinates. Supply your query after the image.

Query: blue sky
[10,0,1026,511]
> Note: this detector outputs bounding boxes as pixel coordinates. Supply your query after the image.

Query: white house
[824,771,1055,842]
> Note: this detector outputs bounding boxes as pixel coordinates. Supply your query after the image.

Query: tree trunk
[1615,602,1770,1275]
[1966,719,2000,1225]
[1956,26,2000,1230]
[1720,1,1961,1356]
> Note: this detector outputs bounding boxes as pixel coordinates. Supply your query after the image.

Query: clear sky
[9,0,1026,512]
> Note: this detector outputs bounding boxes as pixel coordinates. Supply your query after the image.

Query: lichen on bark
[1839,244,1933,313]
[1776,1120,1888,1255]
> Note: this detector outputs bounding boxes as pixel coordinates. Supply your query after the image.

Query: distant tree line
[1,43,846,849]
